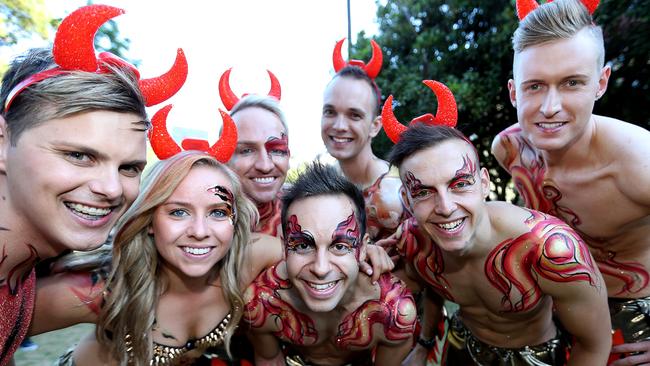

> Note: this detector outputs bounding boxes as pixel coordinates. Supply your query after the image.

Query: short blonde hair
[513,0,605,68]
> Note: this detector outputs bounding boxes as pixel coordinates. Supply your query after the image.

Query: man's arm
[534,227,612,365]
[248,331,285,366]
[29,271,103,335]
[375,337,416,366]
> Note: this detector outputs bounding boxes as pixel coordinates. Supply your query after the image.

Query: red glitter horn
[332,38,383,79]
[5,4,188,111]
[218,68,282,111]
[149,105,238,163]
[381,80,458,144]
[516,0,600,20]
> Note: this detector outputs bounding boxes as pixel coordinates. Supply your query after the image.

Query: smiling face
[284,194,365,312]
[228,106,289,205]
[151,165,235,281]
[400,139,490,256]
[509,28,610,153]
[321,76,380,162]
[1,110,147,257]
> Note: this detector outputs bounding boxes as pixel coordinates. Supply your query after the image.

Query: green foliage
[0,0,52,47]
[349,0,649,202]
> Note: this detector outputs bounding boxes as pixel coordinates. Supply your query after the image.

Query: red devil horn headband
[382,80,458,144]
[4,4,188,111]
[516,0,599,20]
[218,68,282,111]
[332,38,383,79]
[149,105,238,163]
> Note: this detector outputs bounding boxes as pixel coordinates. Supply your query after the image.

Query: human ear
[480,167,490,200]
[595,65,611,100]
[369,115,382,138]
[508,79,517,108]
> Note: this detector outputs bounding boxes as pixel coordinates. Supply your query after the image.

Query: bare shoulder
[595,115,650,205]
[491,123,524,168]
[241,233,283,288]
[72,331,116,366]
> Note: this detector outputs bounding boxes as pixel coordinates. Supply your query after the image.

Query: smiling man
[242,163,416,366]
[227,95,290,237]
[391,124,611,365]
[491,0,650,363]
[321,66,405,242]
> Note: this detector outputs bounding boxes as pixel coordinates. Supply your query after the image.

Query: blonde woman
[32,150,393,365]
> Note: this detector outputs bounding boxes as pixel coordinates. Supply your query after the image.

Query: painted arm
[534,225,611,365]
[490,123,520,172]
[29,271,104,335]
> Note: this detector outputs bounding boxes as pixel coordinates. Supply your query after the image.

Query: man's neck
[337,147,388,189]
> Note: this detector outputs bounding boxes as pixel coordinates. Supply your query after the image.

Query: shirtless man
[322,42,405,241]
[0,4,185,360]
[243,163,417,366]
[388,122,611,365]
[491,0,650,362]
[219,70,287,237]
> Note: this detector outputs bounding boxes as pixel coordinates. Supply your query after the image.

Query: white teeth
[537,122,564,129]
[253,177,274,184]
[308,281,336,291]
[183,247,211,255]
[332,137,352,143]
[437,219,463,231]
[66,203,111,216]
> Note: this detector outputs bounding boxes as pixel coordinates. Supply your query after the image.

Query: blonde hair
[513,0,605,69]
[97,150,258,365]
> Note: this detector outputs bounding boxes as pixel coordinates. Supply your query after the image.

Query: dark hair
[281,162,366,239]
[331,65,381,118]
[388,124,474,168]
[1,48,147,145]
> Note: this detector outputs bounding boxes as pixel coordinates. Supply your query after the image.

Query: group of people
[1,0,649,365]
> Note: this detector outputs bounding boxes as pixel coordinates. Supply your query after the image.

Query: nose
[88,168,123,202]
[433,191,456,217]
[332,115,348,131]
[187,216,209,239]
[310,249,333,278]
[540,87,561,118]
[254,150,274,173]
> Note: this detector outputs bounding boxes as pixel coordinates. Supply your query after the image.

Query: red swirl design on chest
[336,274,416,348]
[256,199,282,237]
[243,265,317,345]
[485,211,597,312]
[396,218,454,300]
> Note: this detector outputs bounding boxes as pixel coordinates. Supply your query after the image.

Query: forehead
[171,165,232,200]
[323,76,375,112]
[287,195,356,237]
[514,30,600,81]
[25,110,146,156]
[401,140,476,183]
[232,107,285,143]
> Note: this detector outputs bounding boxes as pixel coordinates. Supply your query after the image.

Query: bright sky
[3,0,380,166]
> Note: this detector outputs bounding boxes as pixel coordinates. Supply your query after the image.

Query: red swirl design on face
[395,218,454,300]
[264,133,290,157]
[485,211,597,312]
[285,215,314,255]
[243,265,318,345]
[456,154,477,177]
[336,274,416,348]
[404,171,425,198]
[207,185,236,223]
[332,212,361,259]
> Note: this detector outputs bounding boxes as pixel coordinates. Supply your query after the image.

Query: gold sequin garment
[125,313,231,365]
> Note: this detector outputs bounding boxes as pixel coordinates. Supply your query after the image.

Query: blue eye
[170,209,188,217]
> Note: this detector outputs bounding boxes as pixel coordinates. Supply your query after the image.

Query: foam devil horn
[53,4,125,72]
[209,110,238,163]
[138,49,188,107]
[332,38,383,79]
[218,68,282,111]
[149,104,181,160]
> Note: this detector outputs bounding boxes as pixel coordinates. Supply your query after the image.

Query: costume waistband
[447,314,569,366]
[609,295,650,343]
